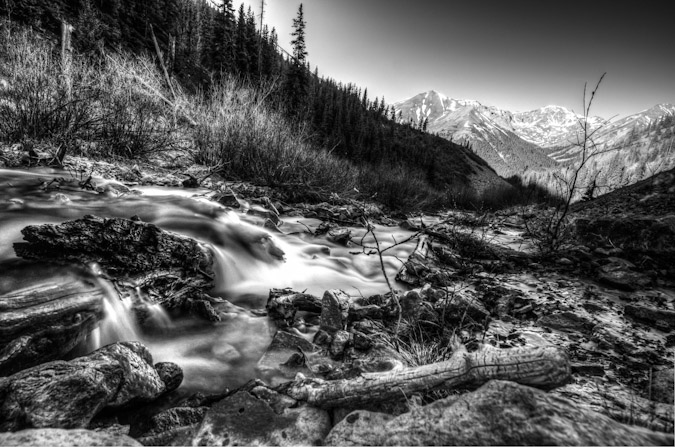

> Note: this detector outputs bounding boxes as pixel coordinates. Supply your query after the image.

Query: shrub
[0,22,180,159]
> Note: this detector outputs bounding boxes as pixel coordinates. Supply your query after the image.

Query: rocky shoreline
[0,147,674,445]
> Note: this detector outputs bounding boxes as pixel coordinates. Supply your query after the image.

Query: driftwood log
[0,276,105,376]
[278,345,571,409]
[13,215,218,320]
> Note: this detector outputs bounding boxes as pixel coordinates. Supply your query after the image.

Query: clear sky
[234,0,674,119]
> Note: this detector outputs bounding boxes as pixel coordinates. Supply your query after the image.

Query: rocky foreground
[0,150,674,445]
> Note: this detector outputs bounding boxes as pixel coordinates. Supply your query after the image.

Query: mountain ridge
[393,90,675,182]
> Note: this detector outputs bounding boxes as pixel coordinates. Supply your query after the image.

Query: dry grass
[0,23,180,159]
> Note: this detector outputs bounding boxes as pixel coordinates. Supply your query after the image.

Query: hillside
[0,4,512,211]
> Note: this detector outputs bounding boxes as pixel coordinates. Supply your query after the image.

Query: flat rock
[0,428,142,446]
[191,391,330,446]
[257,330,317,382]
[538,311,595,335]
[324,380,674,446]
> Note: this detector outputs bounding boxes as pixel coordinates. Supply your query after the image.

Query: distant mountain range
[394,91,675,195]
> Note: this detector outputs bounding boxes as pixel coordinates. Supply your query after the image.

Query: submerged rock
[324,380,674,446]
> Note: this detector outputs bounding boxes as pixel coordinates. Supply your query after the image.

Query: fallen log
[278,345,571,409]
[13,215,217,319]
[0,276,105,376]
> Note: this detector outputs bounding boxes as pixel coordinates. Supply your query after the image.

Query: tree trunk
[278,345,571,409]
[13,216,217,319]
[0,277,105,376]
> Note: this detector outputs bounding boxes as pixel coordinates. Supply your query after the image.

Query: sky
[233,0,674,119]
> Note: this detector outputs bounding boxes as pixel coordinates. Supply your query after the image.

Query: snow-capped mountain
[392,91,558,177]
[393,91,675,184]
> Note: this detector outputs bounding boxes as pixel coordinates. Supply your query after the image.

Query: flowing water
[0,168,415,393]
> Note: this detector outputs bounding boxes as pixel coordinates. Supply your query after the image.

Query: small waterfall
[94,278,142,347]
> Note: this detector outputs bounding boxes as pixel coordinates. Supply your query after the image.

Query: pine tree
[211,0,235,75]
[284,3,309,117]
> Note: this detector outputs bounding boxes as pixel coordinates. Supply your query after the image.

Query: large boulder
[324,380,674,446]
[0,342,173,431]
[0,428,141,446]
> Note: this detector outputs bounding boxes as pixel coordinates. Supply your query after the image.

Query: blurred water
[0,168,414,392]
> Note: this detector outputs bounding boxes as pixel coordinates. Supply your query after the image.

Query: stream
[0,168,416,393]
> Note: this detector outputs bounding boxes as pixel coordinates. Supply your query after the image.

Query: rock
[557,257,574,266]
[433,290,490,326]
[591,323,639,354]
[131,406,207,444]
[537,311,595,335]
[598,266,651,291]
[0,428,142,446]
[266,289,321,329]
[323,410,395,446]
[665,332,675,347]
[329,330,351,358]
[624,304,675,331]
[327,228,352,246]
[190,391,330,446]
[257,330,317,382]
[0,342,166,431]
[650,368,674,405]
[324,380,674,446]
[400,290,422,321]
[213,190,240,208]
[575,215,675,273]
[320,290,349,333]
[154,362,183,393]
[571,363,605,377]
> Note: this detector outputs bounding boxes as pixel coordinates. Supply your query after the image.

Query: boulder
[154,362,184,393]
[324,380,674,446]
[0,342,167,431]
[190,391,330,446]
[0,428,141,446]
[320,290,349,333]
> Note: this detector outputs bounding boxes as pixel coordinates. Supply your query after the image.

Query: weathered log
[0,277,105,376]
[278,345,571,408]
[13,215,215,317]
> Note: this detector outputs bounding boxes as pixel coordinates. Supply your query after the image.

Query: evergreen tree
[211,0,235,75]
[284,3,308,117]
